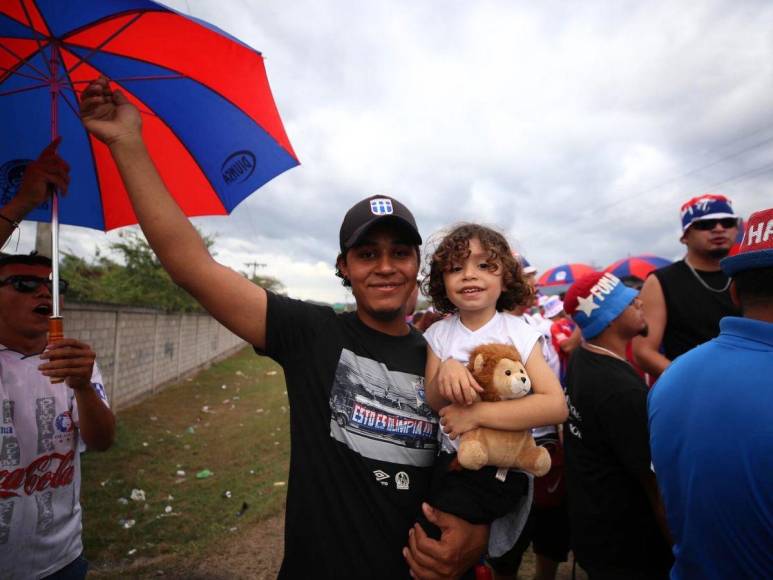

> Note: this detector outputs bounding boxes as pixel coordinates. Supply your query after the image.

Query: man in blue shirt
[649,207,773,579]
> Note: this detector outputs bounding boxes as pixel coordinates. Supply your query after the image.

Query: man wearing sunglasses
[634,194,740,379]
[0,253,115,580]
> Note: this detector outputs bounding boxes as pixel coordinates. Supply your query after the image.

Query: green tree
[61,230,286,310]
[242,272,286,295]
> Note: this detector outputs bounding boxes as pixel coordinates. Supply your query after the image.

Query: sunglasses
[691,218,738,231]
[0,275,69,295]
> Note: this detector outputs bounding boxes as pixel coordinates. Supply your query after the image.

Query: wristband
[0,212,19,228]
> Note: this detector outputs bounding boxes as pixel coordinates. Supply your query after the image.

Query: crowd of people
[0,77,770,579]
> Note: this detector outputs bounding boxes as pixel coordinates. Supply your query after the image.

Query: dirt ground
[124,512,584,580]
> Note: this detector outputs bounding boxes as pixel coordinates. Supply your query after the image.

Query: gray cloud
[21,0,773,302]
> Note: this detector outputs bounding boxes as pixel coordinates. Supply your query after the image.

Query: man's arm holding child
[405,503,489,579]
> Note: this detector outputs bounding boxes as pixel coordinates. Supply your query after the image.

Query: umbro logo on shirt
[373,470,390,486]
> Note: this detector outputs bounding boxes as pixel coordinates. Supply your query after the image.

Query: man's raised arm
[80,77,268,349]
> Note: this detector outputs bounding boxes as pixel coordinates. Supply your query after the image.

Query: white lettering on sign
[746,219,773,246]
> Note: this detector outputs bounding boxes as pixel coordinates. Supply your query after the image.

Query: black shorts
[487,499,571,575]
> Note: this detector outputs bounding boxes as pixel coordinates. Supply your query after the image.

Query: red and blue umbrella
[603,255,672,280]
[0,0,298,333]
[537,263,596,287]
[0,0,298,231]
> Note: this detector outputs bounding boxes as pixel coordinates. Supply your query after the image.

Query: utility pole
[244,261,266,278]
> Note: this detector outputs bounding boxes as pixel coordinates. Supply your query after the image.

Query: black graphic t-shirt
[261,292,435,579]
[563,348,671,576]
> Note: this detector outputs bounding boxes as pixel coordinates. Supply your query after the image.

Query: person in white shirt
[0,254,115,580]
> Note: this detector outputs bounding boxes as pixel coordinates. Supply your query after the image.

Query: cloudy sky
[14,0,773,304]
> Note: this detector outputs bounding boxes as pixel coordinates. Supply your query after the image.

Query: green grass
[80,347,290,575]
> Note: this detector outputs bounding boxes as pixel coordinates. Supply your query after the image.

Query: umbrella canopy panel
[604,255,672,280]
[537,263,596,287]
[0,0,298,231]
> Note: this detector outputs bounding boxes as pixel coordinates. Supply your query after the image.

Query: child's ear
[473,353,486,374]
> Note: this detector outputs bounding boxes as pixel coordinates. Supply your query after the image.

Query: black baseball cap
[339,195,422,253]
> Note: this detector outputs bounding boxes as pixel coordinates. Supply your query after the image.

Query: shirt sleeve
[423,319,446,359]
[596,379,652,480]
[71,360,109,427]
[73,360,109,453]
[260,291,335,365]
[511,318,541,362]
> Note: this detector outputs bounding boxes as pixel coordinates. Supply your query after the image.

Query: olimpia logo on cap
[369,197,394,215]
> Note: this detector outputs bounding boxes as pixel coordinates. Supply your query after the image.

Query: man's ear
[337,253,349,279]
[729,279,740,309]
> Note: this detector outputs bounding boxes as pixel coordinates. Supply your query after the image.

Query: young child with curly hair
[417,224,567,550]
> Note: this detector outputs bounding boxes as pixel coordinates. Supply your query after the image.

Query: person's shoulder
[654,337,720,389]
[267,291,337,319]
[652,259,685,281]
[575,349,644,391]
[501,311,539,335]
[424,312,455,340]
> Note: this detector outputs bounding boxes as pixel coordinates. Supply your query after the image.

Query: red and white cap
[720,208,773,276]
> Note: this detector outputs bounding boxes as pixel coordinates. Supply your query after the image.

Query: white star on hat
[576,294,599,317]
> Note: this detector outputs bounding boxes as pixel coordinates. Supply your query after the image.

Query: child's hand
[439,404,480,439]
[437,358,482,405]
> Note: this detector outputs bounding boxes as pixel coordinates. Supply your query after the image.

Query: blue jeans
[42,554,89,580]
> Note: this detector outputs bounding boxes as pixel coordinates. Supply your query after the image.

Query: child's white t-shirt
[425,311,554,446]
[424,311,541,369]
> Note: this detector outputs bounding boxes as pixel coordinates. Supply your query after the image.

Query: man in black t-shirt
[79,77,488,579]
[633,195,740,379]
[563,272,672,579]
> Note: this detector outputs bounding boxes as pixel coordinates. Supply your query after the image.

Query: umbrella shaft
[49,43,60,318]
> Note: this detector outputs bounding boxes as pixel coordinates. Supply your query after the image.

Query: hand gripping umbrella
[0,0,298,345]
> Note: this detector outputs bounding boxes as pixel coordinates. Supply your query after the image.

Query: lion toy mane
[455,343,551,477]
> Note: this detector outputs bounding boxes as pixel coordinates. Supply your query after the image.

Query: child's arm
[425,347,482,412]
[439,343,568,438]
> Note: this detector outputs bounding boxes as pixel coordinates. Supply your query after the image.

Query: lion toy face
[468,343,532,402]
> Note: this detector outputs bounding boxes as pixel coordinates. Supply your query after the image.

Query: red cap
[721,208,773,276]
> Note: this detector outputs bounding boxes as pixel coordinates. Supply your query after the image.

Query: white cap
[543,295,564,319]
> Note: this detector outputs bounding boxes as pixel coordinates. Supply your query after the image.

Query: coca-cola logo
[0,450,75,498]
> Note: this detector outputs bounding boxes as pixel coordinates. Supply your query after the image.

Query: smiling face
[0,262,58,351]
[337,222,420,334]
[442,237,504,320]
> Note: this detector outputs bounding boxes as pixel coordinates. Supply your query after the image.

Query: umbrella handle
[47,316,64,384]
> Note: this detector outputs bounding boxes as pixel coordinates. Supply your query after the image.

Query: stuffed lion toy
[456,343,551,477]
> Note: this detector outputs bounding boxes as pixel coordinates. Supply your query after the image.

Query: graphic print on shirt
[1,400,19,468]
[0,500,13,544]
[329,349,438,467]
[36,397,55,454]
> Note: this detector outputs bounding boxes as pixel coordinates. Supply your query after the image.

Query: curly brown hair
[421,224,532,314]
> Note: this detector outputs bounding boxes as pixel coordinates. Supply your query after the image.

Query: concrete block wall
[62,303,245,411]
